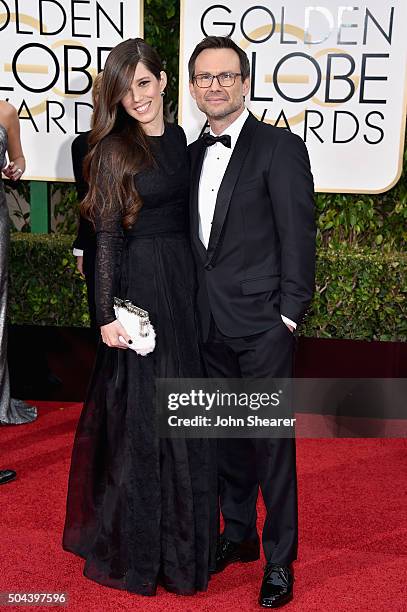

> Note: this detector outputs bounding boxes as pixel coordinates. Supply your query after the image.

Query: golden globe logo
[0,3,123,132]
[180,1,407,192]
[0,1,141,181]
[200,4,394,146]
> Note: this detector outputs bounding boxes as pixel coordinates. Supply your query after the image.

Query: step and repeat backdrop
[179,0,407,193]
[0,0,143,181]
[1,0,406,192]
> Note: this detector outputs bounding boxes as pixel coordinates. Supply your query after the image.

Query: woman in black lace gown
[62,39,217,596]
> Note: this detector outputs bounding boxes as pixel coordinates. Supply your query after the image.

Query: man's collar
[209,107,249,148]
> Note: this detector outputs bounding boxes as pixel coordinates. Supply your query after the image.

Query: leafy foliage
[51,183,78,234]
[316,138,407,251]
[9,234,89,327]
[303,246,407,341]
[4,179,31,232]
[144,0,180,119]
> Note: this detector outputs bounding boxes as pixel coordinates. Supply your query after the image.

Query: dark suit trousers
[201,317,298,566]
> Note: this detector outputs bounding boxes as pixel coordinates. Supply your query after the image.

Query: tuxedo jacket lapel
[206,113,258,265]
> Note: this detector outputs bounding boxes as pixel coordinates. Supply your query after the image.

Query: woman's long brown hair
[81,38,163,229]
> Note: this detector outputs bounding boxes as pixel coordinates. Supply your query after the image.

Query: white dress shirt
[197,107,297,330]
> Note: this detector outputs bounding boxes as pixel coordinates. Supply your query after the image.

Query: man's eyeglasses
[193,72,242,88]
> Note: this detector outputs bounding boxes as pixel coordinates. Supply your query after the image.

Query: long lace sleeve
[93,154,124,328]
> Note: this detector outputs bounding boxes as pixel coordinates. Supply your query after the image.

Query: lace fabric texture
[63,123,218,595]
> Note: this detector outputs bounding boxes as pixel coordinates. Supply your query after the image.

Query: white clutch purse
[113,297,156,356]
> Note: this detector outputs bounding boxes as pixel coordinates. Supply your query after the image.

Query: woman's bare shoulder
[0,101,18,130]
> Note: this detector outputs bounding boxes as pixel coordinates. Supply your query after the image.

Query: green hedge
[9,234,89,327]
[304,247,407,341]
[9,234,406,341]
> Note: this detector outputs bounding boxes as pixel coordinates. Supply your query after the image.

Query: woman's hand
[100,320,133,349]
[2,160,24,181]
[0,102,25,182]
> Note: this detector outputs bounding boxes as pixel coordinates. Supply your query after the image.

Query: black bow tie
[202,133,231,148]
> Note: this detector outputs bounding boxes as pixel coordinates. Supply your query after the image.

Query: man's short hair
[188,36,250,82]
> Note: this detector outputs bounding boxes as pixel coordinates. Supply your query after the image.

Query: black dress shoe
[0,469,17,485]
[212,535,260,574]
[259,563,293,608]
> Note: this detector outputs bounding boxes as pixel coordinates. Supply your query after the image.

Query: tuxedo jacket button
[205,264,213,271]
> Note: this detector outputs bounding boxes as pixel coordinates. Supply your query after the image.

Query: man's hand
[281,315,296,333]
[100,320,133,349]
[76,255,84,276]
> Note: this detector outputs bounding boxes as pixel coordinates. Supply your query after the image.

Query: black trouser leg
[256,437,298,565]
[202,329,259,543]
[202,318,298,564]
[235,321,298,564]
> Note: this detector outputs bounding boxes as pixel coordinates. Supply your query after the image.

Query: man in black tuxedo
[71,130,97,330]
[188,36,316,608]
[71,71,103,331]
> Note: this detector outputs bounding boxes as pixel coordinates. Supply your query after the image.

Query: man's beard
[199,99,242,120]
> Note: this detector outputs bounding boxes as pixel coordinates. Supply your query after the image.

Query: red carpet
[1,402,406,611]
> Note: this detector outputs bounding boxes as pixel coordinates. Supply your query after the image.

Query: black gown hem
[63,543,211,596]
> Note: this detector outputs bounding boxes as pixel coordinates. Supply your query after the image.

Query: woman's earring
[160,90,165,97]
